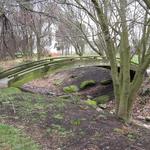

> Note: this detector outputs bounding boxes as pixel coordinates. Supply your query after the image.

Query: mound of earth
[22,66,113,98]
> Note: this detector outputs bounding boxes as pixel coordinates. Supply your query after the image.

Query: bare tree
[59,0,150,121]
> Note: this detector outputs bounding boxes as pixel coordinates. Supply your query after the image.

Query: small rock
[46,91,55,96]
[137,116,145,120]
[59,95,71,99]
[70,75,77,78]
[86,95,93,99]
[106,146,110,149]
[147,69,150,76]
[96,107,104,113]
[137,110,141,113]
[99,104,107,109]
[110,109,115,114]
[145,116,150,122]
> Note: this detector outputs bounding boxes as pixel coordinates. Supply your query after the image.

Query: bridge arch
[0,56,137,87]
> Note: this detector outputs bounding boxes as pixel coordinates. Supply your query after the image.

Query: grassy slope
[0,88,40,150]
[0,124,39,150]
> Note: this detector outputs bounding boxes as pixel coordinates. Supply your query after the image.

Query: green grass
[53,114,64,120]
[116,54,139,64]
[0,88,48,123]
[0,87,21,95]
[71,119,81,126]
[0,88,71,123]
[131,55,139,64]
[0,124,39,150]
[46,124,72,137]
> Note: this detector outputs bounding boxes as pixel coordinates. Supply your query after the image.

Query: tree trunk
[36,35,41,60]
[91,0,150,122]
[117,97,131,121]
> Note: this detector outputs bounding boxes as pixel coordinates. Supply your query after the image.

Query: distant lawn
[131,55,139,64]
[116,54,139,64]
[0,124,39,150]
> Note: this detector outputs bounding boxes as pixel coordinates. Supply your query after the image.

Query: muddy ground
[0,92,150,150]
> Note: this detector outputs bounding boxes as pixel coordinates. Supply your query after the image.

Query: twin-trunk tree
[57,0,149,121]
[90,0,150,121]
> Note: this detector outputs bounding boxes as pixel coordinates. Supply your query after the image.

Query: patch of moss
[63,85,79,93]
[100,79,112,85]
[8,68,47,87]
[85,99,97,107]
[80,80,96,90]
[0,124,39,150]
[53,79,63,86]
[94,95,109,105]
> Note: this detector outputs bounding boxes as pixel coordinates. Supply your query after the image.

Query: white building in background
[35,24,97,56]
[44,24,58,54]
